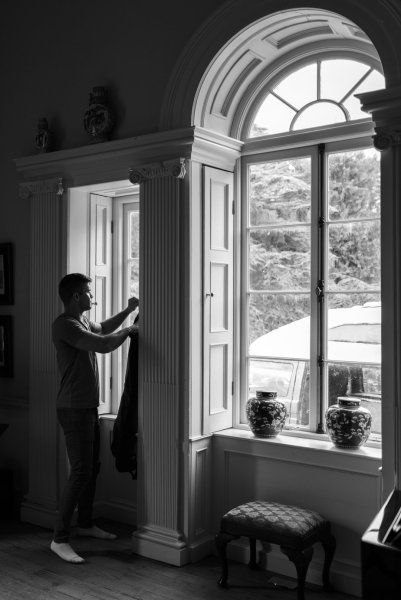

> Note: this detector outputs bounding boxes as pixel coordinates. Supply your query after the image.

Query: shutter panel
[203,167,234,433]
[90,193,113,414]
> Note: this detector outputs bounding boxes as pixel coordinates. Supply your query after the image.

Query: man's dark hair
[58,273,92,305]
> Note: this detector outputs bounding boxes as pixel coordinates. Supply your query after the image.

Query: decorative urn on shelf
[83,86,115,143]
[325,396,372,449]
[246,390,287,438]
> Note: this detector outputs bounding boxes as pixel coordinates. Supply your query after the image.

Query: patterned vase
[325,396,372,449]
[246,390,287,438]
[83,86,115,143]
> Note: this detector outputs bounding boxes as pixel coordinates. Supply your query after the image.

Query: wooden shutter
[203,167,234,433]
[90,193,113,413]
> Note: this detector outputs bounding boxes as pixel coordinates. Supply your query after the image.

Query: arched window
[249,58,385,136]
[241,55,384,441]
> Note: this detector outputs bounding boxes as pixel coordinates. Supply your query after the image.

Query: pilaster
[19,177,64,527]
[130,159,190,565]
[358,85,401,495]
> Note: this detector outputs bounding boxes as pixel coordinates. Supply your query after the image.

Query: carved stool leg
[321,530,336,591]
[215,531,238,587]
[248,537,258,569]
[281,546,314,600]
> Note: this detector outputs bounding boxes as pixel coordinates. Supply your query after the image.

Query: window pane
[248,293,310,347]
[249,226,310,291]
[326,295,381,436]
[321,59,370,102]
[248,358,310,427]
[326,295,381,361]
[343,70,385,120]
[328,149,380,220]
[293,102,346,130]
[274,63,317,109]
[129,211,140,258]
[328,221,380,291]
[250,94,295,137]
[249,158,311,226]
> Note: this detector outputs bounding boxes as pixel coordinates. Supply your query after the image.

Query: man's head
[58,273,92,309]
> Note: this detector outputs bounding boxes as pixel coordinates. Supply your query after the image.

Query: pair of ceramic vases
[246,391,372,449]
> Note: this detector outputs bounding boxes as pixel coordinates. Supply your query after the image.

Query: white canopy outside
[249,302,381,364]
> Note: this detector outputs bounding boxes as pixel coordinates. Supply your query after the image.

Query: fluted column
[129,159,189,565]
[358,86,401,496]
[19,177,64,527]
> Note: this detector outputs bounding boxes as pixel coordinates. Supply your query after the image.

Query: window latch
[315,280,324,300]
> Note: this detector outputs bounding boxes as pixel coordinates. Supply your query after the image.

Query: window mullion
[317,143,328,433]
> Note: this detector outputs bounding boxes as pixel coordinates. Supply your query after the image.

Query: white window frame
[236,123,381,448]
[111,192,140,414]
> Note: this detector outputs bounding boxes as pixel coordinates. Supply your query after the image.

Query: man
[51,273,138,563]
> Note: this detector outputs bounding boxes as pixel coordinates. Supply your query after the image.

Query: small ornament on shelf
[83,86,115,143]
[35,117,51,152]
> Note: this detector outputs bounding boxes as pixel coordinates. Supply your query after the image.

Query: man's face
[75,283,93,312]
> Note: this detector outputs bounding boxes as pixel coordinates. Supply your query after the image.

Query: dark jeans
[54,407,100,543]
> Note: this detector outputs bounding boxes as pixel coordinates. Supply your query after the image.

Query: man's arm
[75,324,138,354]
[100,297,139,334]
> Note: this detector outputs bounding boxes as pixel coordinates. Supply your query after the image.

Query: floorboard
[0,519,354,600]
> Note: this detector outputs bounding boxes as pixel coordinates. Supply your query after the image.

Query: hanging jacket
[111,322,138,479]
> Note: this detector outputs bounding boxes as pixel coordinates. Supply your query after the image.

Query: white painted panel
[203,166,233,433]
[90,194,112,413]
[210,262,228,331]
[96,205,107,265]
[210,343,228,413]
[210,180,228,250]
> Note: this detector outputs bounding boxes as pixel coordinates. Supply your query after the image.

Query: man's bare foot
[50,541,85,563]
[77,525,117,539]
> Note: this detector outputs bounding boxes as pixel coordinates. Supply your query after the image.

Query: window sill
[99,413,117,421]
[212,427,382,473]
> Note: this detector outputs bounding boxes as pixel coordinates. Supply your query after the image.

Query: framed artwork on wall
[0,243,14,305]
[0,315,13,377]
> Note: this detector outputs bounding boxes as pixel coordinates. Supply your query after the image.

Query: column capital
[19,177,64,200]
[356,85,401,151]
[372,131,401,151]
[128,158,186,184]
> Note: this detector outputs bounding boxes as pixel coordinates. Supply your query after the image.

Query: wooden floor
[0,519,354,600]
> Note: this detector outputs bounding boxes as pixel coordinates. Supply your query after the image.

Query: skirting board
[132,527,190,566]
[20,500,56,530]
[94,498,137,526]
[225,539,362,598]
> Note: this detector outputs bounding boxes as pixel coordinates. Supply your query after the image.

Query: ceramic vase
[83,86,115,143]
[326,396,372,449]
[246,390,287,438]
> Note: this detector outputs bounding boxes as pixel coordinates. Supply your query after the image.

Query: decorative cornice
[128,158,186,184]
[19,177,64,200]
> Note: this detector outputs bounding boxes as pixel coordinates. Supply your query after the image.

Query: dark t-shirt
[52,314,99,408]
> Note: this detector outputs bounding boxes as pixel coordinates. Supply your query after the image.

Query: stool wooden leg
[215,531,238,587]
[248,537,258,569]
[281,546,313,600]
[321,531,336,591]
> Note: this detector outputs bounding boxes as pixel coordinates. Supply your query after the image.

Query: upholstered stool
[215,500,336,600]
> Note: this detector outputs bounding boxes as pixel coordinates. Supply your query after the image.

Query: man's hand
[127,296,139,313]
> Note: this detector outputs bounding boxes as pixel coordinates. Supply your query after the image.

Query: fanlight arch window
[249,59,385,137]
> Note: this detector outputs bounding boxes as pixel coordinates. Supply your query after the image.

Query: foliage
[248,150,380,342]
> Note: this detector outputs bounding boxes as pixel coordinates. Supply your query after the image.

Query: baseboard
[188,535,214,562]
[94,498,137,526]
[225,539,362,598]
[20,500,56,530]
[132,525,190,566]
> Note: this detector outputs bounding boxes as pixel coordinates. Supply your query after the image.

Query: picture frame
[0,243,14,305]
[0,315,13,377]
